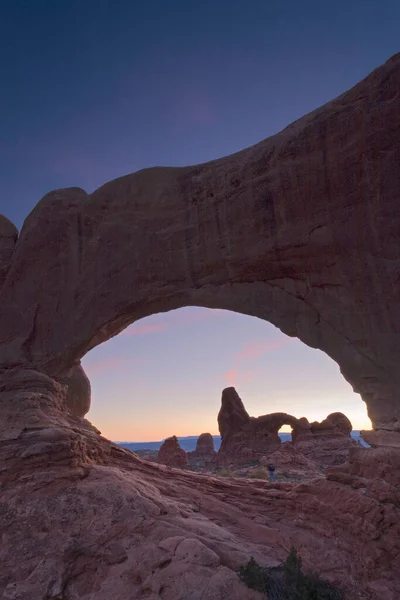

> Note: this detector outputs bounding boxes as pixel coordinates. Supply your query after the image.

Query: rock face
[217,387,356,467]
[295,412,356,466]
[0,54,400,431]
[188,433,217,469]
[0,214,18,289]
[62,363,91,417]
[158,435,188,469]
[0,54,400,599]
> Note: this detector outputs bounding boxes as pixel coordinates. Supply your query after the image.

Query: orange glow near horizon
[91,400,373,443]
[84,307,373,444]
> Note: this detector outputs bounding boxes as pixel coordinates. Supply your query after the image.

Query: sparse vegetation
[238,557,269,594]
[248,467,269,480]
[217,466,235,477]
[238,547,344,599]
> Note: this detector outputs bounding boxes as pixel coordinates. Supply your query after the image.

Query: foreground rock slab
[0,374,399,600]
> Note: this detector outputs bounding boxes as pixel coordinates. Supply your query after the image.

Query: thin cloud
[122,322,168,337]
[83,356,150,375]
[84,357,131,375]
[225,368,262,387]
[224,337,293,386]
[235,339,290,361]
[122,308,225,337]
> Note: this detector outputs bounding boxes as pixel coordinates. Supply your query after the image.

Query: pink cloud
[122,322,168,337]
[224,337,293,387]
[235,339,291,361]
[84,357,130,375]
[224,368,262,387]
[122,308,225,337]
[168,308,225,326]
[83,356,150,375]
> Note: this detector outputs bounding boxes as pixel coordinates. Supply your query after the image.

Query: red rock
[158,435,188,469]
[217,387,355,467]
[188,432,217,469]
[295,412,358,467]
[61,363,91,417]
[0,214,18,289]
[0,54,400,599]
[259,445,321,482]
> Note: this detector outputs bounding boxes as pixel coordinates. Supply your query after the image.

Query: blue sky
[2,0,399,439]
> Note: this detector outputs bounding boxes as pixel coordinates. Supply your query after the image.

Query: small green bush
[238,557,269,594]
[238,547,343,600]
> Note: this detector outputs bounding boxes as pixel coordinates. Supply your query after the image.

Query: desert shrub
[238,547,344,599]
[238,557,269,594]
[248,467,268,479]
[217,466,235,477]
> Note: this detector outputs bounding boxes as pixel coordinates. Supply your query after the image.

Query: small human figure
[267,463,276,482]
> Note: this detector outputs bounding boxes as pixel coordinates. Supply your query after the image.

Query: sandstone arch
[0,54,400,434]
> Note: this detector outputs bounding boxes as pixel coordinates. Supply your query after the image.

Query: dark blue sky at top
[1,0,399,228]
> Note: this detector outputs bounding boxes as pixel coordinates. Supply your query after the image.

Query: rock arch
[0,53,400,435]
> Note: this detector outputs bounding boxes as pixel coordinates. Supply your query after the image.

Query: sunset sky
[2,1,399,440]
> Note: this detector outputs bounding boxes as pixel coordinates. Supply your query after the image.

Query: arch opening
[80,307,371,446]
[278,425,292,444]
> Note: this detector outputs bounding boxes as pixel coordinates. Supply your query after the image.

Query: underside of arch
[0,53,400,432]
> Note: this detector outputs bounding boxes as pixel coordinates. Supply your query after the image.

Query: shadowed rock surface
[0,214,18,289]
[158,435,189,469]
[188,432,217,469]
[62,363,91,417]
[1,54,400,599]
[217,387,357,466]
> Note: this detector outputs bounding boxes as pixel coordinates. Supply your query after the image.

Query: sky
[1,0,399,440]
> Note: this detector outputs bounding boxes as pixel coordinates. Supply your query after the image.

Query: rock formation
[158,435,188,469]
[0,54,400,599]
[295,412,356,466]
[188,432,217,469]
[0,214,18,289]
[1,54,400,433]
[62,363,91,417]
[217,387,357,467]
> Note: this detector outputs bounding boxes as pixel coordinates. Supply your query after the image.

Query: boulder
[61,363,91,417]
